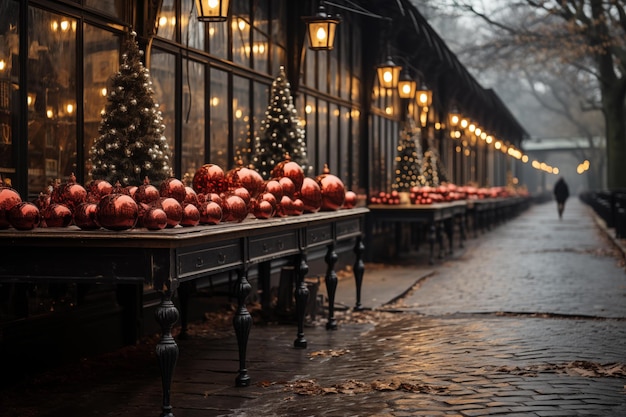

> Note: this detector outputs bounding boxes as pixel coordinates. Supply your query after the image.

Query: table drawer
[177,241,242,278]
[336,218,361,239]
[249,231,299,262]
[306,223,333,247]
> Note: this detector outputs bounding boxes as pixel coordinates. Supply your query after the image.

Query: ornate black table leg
[437,221,446,259]
[428,223,436,265]
[444,218,454,255]
[155,292,180,417]
[294,253,309,348]
[353,236,365,311]
[177,281,191,340]
[459,214,466,249]
[233,268,252,387]
[324,243,338,330]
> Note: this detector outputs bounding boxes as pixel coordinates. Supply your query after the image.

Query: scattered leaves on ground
[281,378,448,396]
[491,361,626,378]
[309,349,351,358]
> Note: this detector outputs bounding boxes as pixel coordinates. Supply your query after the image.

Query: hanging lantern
[376,57,402,89]
[303,2,341,51]
[397,69,417,99]
[448,109,461,129]
[416,83,432,108]
[196,0,230,22]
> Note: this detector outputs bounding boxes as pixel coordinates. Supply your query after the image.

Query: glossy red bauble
[291,198,304,216]
[51,173,87,212]
[0,186,22,229]
[158,197,183,228]
[298,177,322,213]
[143,207,168,230]
[159,178,186,204]
[223,195,248,222]
[184,186,200,206]
[192,164,227,194]
[259,192,278,215]
[251,198,274,219]
[180,203,200,227]
[97,194,139,231]
[135,177,160,204]
[343,191,357,209]
[232,187,251,206]
[8,202,40,230]
[315,165,345,211]
[226,166,264,198]
[264,179,283,201]
[272,158,305,191]
[278,177,296,199]
[73,202,99,230]
[87,179,113,202]
[43,203,73,228]
[198,201,222,225]
[276,195,293,217]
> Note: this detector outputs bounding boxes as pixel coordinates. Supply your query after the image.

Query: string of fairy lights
[448,113,560,176]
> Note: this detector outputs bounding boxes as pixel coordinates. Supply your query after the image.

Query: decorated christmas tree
[392,117,423,191]
[421,136,448,187]
[89,31,172,186]
[251,66,309,179]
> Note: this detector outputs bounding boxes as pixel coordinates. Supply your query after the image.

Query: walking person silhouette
[553,177,570,219]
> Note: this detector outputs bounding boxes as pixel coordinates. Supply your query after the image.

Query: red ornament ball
[226,166,264,198]
[223,194,248,222]
[251,198,274,219]
[180,203,200,227]
[264,179,283,201]
[143,207,168,230]
[159,177,186,204]
[232,187,251,206]
[291,198,304,216]
[135,177,160,204]
[73,202,99,230]
[315,165,345,211]
[52,173,86,212]
[97,194,139,231]
[199,201,223,225]
[193,164,227,194]
[43,203,73,228]
[343,191,357,209]
[8,202,40,230]
[298,177,322,213]
[0,186,22,229]
[158,197,183,228]
[278,177,296,198]
[184,186,200,206]
[87,179,113,202]
[272,159,305,191]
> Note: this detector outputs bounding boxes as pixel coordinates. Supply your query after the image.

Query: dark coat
[553,178,569,203]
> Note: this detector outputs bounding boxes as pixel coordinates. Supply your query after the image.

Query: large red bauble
[206,192,223,206]
[264,179,283,201]
[159,178,186,204]
[223,195,248,222]
[192,164,227,194]
[143,207,168,230]
[198,201,222,225]
[87,179,113,202]
[158,197,183,228]
[180,203,200,227]
[135,177,160,204]
[259,192,278,215]
[251,198,274,219]
[184,186,200,206]
[272,159,305,191]
[276,195,293,217]
[8,202,40,230]
[291,198,304,216]
[97,194,139,231]
[298,177,322,213]
[0,186,22,229]
[52,173,86,212]
[232,187,251,206]
[73,202,99,230]
[42,203,73,228]
[315,166,345,211]
[343,191,357,209]
[278,177,296,198]
[226,166,264,198]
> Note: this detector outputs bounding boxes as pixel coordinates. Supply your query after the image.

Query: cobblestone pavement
[228,198,626,416]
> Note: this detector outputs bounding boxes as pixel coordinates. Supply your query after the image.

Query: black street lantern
[377,56,402,89]
[195,0,230,22]
[303,2,341,51]
[397,68,417,99]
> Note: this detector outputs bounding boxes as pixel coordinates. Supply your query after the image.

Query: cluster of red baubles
[0,161,358,232]
[370,183,522,206]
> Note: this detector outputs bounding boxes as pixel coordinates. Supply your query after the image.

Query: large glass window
[182,58,205,180]
[209,68,228,167]
[233,75,250,167]
[28,8,78,194]
[0,0,18,186]
[85,0,126,19]
[149,49,176,173]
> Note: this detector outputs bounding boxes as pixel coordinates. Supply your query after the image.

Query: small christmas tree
[421,136,448,187]
[89,31,172,186]
[392,117,423,191]
[251,66,309,179]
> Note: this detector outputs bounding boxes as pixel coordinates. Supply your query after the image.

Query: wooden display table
[0,207,368,417]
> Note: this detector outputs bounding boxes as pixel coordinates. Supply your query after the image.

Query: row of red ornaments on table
[0,161,357,231]
[370,184,524,205]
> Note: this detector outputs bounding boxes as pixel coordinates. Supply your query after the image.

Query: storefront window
[182,0,205,51]
[233,75,250,167]
[149,49,176,173]
[84,0,126,19]
[209,68,228,168]
[28,7,77,194]
[232,1,250,67]
[253,80,268,164]
[157,0,176,41]
[182,58,205,181]
[0,0,18,186]
[83,24,121,182]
